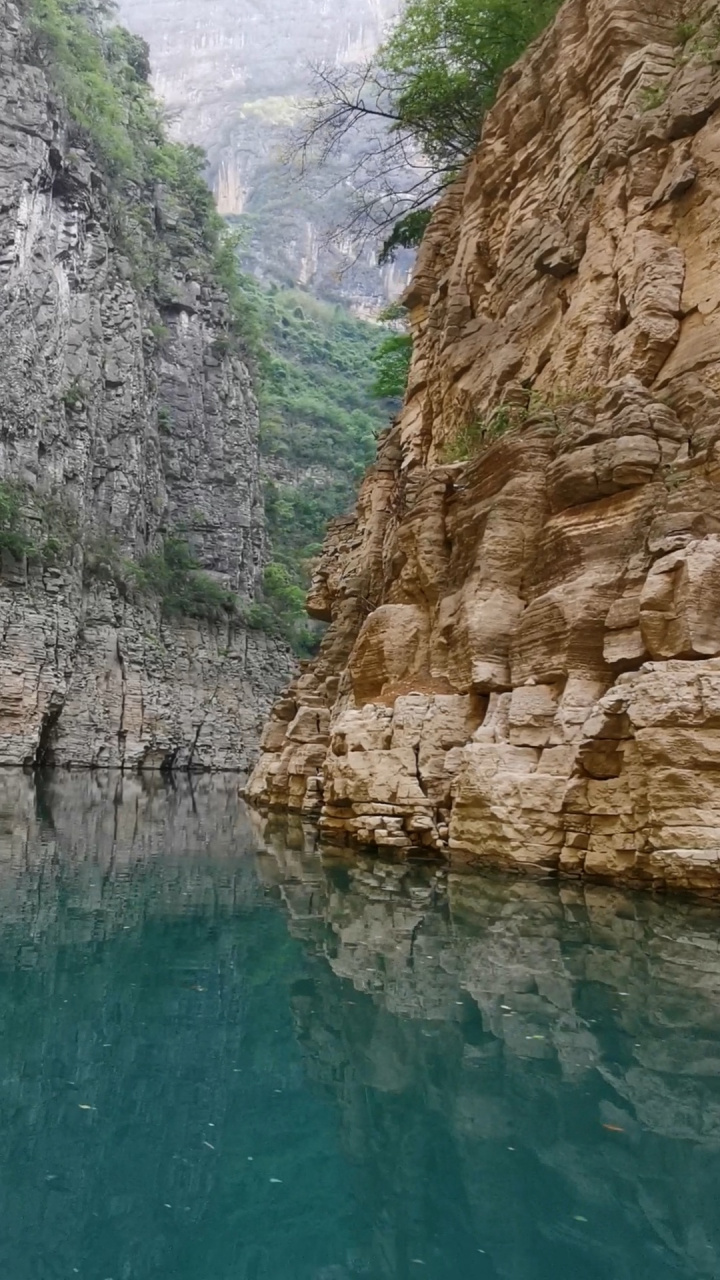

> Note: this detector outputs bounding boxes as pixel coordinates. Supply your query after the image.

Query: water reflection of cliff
[0,771,286,1280]
[1,775,720,1280]
[0,769,265,937]
[258,814,720,1280]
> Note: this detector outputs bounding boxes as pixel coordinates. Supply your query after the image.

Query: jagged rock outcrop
[248,0,720,890]
[0,0,293,769]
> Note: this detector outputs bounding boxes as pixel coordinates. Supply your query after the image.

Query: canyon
[248,0,720,893]
[0,0,293,770]
[3,0,719,1269]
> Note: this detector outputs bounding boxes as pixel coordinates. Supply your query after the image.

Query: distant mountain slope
[238,279,397,653]
[115,0,410,308]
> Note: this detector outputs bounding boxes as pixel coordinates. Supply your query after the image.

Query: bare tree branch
[280,59,454,265]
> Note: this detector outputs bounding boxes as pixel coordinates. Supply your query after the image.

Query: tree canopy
[382,0,561,166]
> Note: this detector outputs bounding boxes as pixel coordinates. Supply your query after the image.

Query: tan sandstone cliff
[247,0,720,893]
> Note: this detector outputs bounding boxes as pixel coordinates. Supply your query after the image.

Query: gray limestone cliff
[0,0,294,770]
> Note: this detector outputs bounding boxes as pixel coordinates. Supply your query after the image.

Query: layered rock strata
[0,0,292,769]
[248,0,720,889]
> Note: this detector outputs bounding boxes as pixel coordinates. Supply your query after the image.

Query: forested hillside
[237,278,398,653]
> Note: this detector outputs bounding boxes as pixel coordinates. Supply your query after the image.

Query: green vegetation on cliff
[29,0,208,214]
[22,0,404,655]
[371,328,413,398]
[0,482,81,567]
[231,278,399,654]
[0,483,36,561]
[26,0,255,345]
[0,482,238,623]
[381,0,562,168]
[28,0,215,269]
[82,531,239,621]
[20,0,283,630]
[131,539,238,622]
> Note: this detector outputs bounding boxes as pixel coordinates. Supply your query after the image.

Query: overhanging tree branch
[288,0,563,261]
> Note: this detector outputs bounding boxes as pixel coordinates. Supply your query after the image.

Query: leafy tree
[382,0,561,164]
[295,0,562,255]
[378,210,433,264]
[0,483,34,560]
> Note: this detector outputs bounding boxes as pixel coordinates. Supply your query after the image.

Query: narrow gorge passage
[2,0,720,1274]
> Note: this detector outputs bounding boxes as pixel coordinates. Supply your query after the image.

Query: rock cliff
[0,0,293,769]
[248,0,720,891]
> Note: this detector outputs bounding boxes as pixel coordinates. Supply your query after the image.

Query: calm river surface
[0,772,718,1280]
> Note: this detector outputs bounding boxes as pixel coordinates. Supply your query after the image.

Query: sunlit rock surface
[249,0,720,891]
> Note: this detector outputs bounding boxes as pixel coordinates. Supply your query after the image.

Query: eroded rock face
[248,0,720,889]
[0,0,293,770]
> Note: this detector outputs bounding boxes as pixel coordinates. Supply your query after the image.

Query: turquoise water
[0,773,719,1280]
